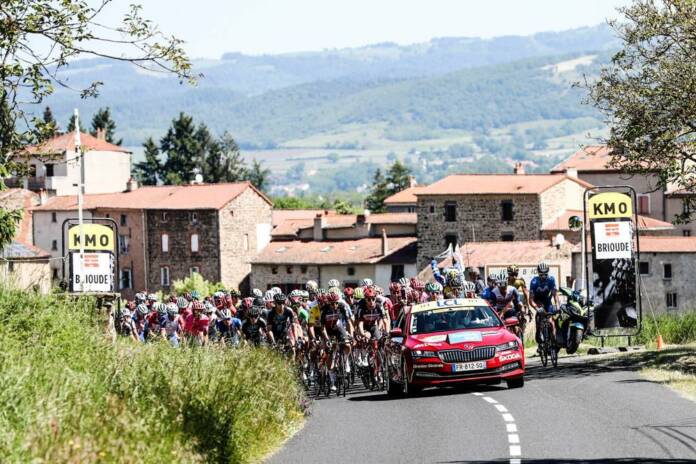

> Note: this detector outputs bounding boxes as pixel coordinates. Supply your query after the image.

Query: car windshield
[409,305,501,334]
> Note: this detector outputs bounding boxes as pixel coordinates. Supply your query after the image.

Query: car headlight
[412,350,437,358]
[496,341,519,353]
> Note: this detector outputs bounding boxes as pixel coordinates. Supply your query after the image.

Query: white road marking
[474,392,522,464]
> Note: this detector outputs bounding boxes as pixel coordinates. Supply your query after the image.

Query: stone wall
[416,194,541,269]
[539,179,586,227]
[219,188,272,292]
[250,263,320,291]
[146,209,221,292]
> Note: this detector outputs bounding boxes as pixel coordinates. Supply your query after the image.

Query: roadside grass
[0,288,305,463]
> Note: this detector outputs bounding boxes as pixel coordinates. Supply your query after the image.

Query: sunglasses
[366,297,376,302]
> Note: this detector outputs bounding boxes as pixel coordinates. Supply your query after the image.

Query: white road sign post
[71,252,115,293]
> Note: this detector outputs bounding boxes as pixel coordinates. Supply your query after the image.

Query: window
[407,206,415,213]
[120,269,132,289]
[190,212,198,224]
[663,263,672,279]
[501,233,514,242]
[347,266,356,276]
[46,164,54,177]
[271,266,278,275]
[120,214,127,226]
[118,234,129,255]
[190,266,200,276]
[666,292,678,309]
[160,266,170,286]
[51,212,57,223]
[444,234,458,248]
[243,234,249,251]
[429,205,435,214]
[637,194,650,215]
[684,230,691,237]
[8,261,14,272]
[286,266,293,274]
[52,268,59,279]
[444,202,457,222]
[51,240,58,251]
[639,261,650,275]
[191,234,199,253]
[300,265,308,274]
[161,234,169,253]
[501,200,514,221]
[391,264,405,282]
[162,212,169,222]
[29,165,37,177]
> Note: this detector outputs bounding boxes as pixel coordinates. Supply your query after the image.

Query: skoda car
[386,298,525,396]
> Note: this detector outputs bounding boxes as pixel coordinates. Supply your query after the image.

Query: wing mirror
[389,328,403,337]
[568,215,583,232]
[504,317,519,327]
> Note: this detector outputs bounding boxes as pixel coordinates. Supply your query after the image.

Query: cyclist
[467,267,486,295]
[320,292,354,391]
[132,303,149,342]
[266,293,297,351]
[217,307,242,346]
[241,301,268,346]
[424,281,443,302]
[355,287,389,341]
[491,273,522,320]
[508,265,530,311]
[530,262,560,345]
[183,300,209,346]
[343,287,355,307]
[481,274,497,306]
[119,303,138,341]
[161,303,182,347]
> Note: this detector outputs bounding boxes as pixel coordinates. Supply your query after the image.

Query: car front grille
[438,347,496,363]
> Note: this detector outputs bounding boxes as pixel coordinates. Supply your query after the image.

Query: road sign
[587,192,633,220]
[70,252,115,292]
[593,221,633,260]
[68,223,115,251]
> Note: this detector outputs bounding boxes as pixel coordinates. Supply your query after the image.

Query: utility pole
[75,109,85,290]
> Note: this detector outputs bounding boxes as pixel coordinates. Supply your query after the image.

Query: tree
[41,107,59,138]
[0,1,193,250]
[586,0,696,221]
[90,107,122,145]
[385,160,412,192]
[365,169,390,213]
[214,132,247,182]
[66,114,86,134]
[246,159,270,192]
[133,137,161,185]
[159,113,200,185]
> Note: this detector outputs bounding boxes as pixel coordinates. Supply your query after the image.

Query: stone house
[0,241,52,293]
[7,132,131,196]
[0,189,39,245]
[572,236,696,313]
[271,211,417,241]
[415,172,592,270]
[551,145,693,235]
[31,182,272,297]
[383,186,426,213]
[250,235,418,292]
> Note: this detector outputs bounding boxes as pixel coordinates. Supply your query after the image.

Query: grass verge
[0,288,305,463]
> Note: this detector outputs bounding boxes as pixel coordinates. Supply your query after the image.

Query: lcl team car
[386,298,525,396]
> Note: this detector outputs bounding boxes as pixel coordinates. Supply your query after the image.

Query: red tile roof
[252,236,417,265]
[31,182,269,211]
[271,219,314,237]
[384,186,427,205]
[23,132,131,155]
[542,210,674,232]
[416,174,592,196]
[272,209,327,227]
[550,145,612,173]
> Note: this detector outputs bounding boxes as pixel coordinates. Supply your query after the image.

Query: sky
[101,0,630,58]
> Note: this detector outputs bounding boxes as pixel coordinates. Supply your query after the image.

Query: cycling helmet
[204,302,215,314]
[289,289,303,299]
[190,290,200,301]
[374,286,384,296]
[191,300,205,311]
[305,280,318,292]
[507,265,519,276]
[463,281,477,293]
[328,286,342,297]
[229,288,241,298]
[155,302,167,317]
[353,287,364,300]
[241,297,253,309]
[134,292,146,304]
[399,277,410,288]
[176,296,189,310]
[327,279,340,288]
[219,308,232,320]
[359,278,373,287]
[467,267,480,276]
[136,303,149,316]
[166,303,179,317]
[425,281,443,293]
[147,293,158,302]
[300,290,310,300]
[273,292,287,304]
[411,279,425,292]
[389,281,401,294]
[270,286,282,295]
[252,288,263,298]
[249,305,261,318]
[537,262,550,274]
[363,287,376,298]
[343,287,354,297]
[496,273,508,287]
[264,290,275,302]
[327,292,340,303]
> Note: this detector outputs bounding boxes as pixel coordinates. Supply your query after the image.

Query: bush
[637,311,696,346]
[172,272,225,298]
[0,288,303,463]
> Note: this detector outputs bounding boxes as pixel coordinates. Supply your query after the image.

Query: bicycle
[536,308,558,368]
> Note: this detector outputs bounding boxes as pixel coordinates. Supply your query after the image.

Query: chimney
[408,175,417,188]
[381,228,389,256]
[565,168,578,179]
[356,214,366,226]
[126,177,138,192]
[96,128,106,141]
[38,189,47,206]
[514,162,525,175]
[313,214,326,241]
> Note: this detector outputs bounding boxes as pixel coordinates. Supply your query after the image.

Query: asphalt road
[269,354,696,464]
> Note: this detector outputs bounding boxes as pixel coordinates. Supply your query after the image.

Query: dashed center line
[474,393,522,464]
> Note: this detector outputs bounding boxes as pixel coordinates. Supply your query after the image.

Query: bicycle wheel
[540,323,549,367]
[550,335,558,368]
[336,350,346,397]
[378,347,389,391]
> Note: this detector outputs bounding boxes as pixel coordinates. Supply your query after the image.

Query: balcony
[3,176,47,191]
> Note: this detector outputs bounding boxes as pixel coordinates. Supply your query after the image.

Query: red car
[386,298,525,396]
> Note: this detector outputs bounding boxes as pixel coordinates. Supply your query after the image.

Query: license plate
[452,361,486,372]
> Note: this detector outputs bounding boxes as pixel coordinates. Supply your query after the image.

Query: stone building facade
[415,173,590,269]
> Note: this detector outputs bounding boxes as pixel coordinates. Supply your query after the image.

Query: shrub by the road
[0,288,304,463]
[637,311,696,346]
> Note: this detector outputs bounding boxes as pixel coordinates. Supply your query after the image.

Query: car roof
[409,298,489,314]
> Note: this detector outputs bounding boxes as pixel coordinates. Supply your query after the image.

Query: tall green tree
[205,132,247,183]
[90,107,122,145]
[41,107,59,137]
[66,114,86,134]
[246,159,271,192]
[586,0,696,221]
[365,168,390,213]
[385,160,412,192]
[159,113,200,185]
[0,1,192,250]
[133,137,162,185]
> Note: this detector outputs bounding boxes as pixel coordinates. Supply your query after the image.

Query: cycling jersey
[320,302,351,331]
[241,318,267,345]
[355,299,386,328]
[266,307,295,341]
[183,314,209,335]
[481,286,496,306]
[307,301,322,326]
[530,276,557,306]
[491,286,521,313]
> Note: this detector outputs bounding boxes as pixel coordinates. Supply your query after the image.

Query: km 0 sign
[68,224,115,251]
[587,192,633,219]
